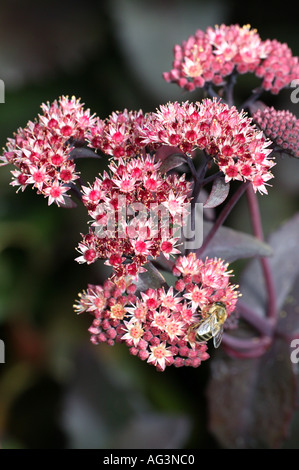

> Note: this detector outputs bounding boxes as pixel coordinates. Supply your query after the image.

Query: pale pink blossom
[140,99,275,194]
[1,95,95,205]
[75,253,239,370]
[87,109,146,159]
[163,24,298,94]
[76,155,192,278]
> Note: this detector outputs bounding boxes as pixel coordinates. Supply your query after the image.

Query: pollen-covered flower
[140,99,275,194]
[76,155,192,278]
[75,254,239,371]
[87,109,147,159]
[1,96,96,205]
[163,24,266,92]
[252,106,299,158]
[147,342,174,370]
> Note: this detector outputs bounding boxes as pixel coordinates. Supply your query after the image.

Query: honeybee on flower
[191,302,228,349]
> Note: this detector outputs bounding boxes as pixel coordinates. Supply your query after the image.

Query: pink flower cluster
[74,253,239,371]
[87,109,147,159]
[253,106,299,158]
[255,40,299,94]
[172,253,239,316]
[163,24,299,94]
[76,155,192,278]
[140,99,275,194]
[0,96,96,205]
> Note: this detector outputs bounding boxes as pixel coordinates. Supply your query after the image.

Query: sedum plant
[1,23,299,448]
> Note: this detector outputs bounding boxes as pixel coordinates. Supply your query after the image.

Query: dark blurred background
[0,0,298,449]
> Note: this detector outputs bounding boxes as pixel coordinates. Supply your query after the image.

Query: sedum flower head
[140,99,275,194]
[163,24,266,91]
[173,253,240,316]
[75,155,192,278]
[74,253,239,371]
[87,109,147,159]
[255,40,299,94]
[163,24,299,94]
[0,96,96,205]
[253,106,299,158]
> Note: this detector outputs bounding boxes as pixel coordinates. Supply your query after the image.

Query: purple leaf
[155,145,183,162]
[158,152,187,174]
[276,274,299,338]
[69,147,102,159]
[203,177,230,209]
[207,339,298,448]
[240,212,299,317]
[200,221,273,262]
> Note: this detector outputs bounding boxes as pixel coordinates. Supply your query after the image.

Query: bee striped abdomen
[195,331,213,343]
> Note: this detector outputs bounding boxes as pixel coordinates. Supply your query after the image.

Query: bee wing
[213,324,224,348]
[211,314,221,335]
[195,317,212,336]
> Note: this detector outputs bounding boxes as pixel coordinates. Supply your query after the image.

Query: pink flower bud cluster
[74,254,239,371]
[255,40,299,94]
[163,24,299,94]
[253,106,299,158]
[87,109,147,159]
[75,155,192,278]
[0,96,96,205]
[140,99,275,194]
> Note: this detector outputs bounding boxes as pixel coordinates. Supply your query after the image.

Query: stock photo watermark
[290,339,299,364]
[0,339,5,363]
[0,79,4,103]
[290,79,299,104]
[92,197,204,250]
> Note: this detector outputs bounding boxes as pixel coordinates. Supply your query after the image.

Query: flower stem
[184,154,198,180]
[222,333,271,358]
[225,72,238,107]
[68,181,84,204]
[220,185,277,357]
[205,83,221,100]
[239,86,264,112]
[201,170,223,187]
[246,185,277,321]
[237,301,274,337]
[196,181,249,258]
